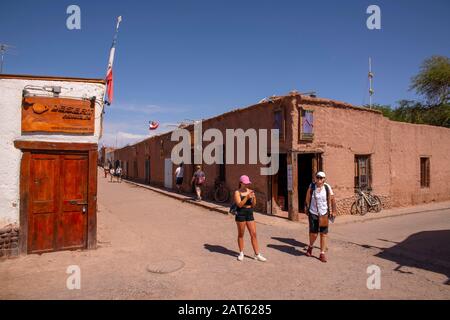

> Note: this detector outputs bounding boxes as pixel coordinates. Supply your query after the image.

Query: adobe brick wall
[112,94,450,217]
[389,121,450,207]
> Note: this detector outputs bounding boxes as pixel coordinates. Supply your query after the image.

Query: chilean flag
[149,121,159,130]
[106,67,113,104]
[105,16,122,105]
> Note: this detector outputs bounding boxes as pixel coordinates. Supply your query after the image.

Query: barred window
[420,157,430,188]
[355,155,372,190]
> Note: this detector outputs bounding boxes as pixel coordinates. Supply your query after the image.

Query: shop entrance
[28,153,89,253]
[271,153,288,212]
[298,153,322,213]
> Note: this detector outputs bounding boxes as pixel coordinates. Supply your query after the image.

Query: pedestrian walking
[304,171,337,263]
[109,167,115,183]
[175,162,184,193]
[233,175,267,262]
[115,165,122,183]
[103,162,109,178]
[191,165,205,201]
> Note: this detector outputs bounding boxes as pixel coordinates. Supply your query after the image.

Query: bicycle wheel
[355,197,368,215]
[350,202,358,215]
[214,185,230,203]
[372,195,382,212]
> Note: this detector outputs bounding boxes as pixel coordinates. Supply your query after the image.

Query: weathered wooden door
[29,153,88,253]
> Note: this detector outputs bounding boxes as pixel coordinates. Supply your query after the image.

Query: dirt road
[1,171,449,299]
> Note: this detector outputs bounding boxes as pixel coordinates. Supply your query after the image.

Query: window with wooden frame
[299,107,314,141]
[420,157,430,188]
[273,109,285,140]
[354,155,372,190]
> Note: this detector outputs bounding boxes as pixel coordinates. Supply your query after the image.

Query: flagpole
[104,15,122,106]
[100,16,122,141]
[369,57,374,109]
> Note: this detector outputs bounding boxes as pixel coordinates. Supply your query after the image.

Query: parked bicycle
[212,179,230,203]
[350,188,382,215]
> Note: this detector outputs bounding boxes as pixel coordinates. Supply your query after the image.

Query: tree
[410,56,450,105]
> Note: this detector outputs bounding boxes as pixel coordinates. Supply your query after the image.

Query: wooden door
[28,153,88,253]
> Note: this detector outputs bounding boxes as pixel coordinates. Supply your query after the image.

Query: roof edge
[0,73,106,84]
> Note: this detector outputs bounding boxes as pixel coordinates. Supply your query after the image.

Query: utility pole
[368,57,374,108]
[0,43,15,74]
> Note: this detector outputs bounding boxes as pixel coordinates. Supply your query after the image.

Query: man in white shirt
[175,162,184,193]
[304,171,337,263]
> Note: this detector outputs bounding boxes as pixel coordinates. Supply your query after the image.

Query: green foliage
[371,101,450,128]
[366,56,450,128]
[410,55,450,105]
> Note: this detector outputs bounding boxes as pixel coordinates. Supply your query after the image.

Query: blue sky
[1,0,449,147]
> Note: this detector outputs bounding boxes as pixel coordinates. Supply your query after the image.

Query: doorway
[271,153,288,212]
[145,158,150,184]
[28,153,89,253]
[298,153,322,212]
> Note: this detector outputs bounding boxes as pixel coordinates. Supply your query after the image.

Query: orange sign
[22,96,95,134]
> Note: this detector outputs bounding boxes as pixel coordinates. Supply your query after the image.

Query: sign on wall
[21,96,95,134]
[287,164,293,191]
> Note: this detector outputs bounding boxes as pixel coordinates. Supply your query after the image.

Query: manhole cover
[146,259,185,274]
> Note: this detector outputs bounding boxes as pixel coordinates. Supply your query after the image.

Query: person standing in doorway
[175,162,184,193]
[304,171,336,263]
[191,165,205,201]
[234,175,267,262]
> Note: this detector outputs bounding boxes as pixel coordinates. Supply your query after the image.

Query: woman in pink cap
[233,175,267,262]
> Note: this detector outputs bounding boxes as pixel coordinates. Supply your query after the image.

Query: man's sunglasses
[316,177,325,180]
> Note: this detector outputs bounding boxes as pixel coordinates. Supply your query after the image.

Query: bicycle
[350,188,382,215]
[212,179,230,203]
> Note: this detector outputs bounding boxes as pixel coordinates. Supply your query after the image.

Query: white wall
[0,78,106,227]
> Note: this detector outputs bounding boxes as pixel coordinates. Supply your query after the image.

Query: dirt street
[0,171,449,299]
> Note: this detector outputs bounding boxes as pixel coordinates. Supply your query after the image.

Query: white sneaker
[254,253,267,262]
[237,252,244,261]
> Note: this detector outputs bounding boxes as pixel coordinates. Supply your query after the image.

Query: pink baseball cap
[239,175,252,184]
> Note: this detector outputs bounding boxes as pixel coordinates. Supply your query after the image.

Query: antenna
[368,57,374,108]
[0,43,16,74]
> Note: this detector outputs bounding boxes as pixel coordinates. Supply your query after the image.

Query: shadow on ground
[204,244,237,257]
[267,237,308,257]
[354,230,450,285]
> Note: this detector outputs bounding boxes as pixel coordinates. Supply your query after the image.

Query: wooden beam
[87,149,98,249]
[14,141,97,151]
[19,152,31,255]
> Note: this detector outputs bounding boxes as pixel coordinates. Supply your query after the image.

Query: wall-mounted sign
[287,164,293,191]
[22,96,95,134]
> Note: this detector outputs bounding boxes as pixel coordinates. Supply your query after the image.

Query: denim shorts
[308,213,329,234]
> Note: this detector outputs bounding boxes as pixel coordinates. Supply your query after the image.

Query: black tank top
[240,194,253,206]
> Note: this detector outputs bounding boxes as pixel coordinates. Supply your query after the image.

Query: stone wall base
[0,224,20,258]
[336,195,392,215]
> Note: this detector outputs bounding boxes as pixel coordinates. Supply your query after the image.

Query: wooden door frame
[14,141,98,255]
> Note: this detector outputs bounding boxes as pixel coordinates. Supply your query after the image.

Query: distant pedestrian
[103,162,109,178]
[115,165,122,183]
[109,167,115,182]
[304,171,337,263]
[175,162,184,193]
[191,165,205,201]
[234,175,267,262]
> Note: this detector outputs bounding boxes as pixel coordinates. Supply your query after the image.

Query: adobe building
[0,74,106,257]
[112,92,450,221]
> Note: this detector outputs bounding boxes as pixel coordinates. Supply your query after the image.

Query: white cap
[316,171,326,178]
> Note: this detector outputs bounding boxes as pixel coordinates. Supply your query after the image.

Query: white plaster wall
[0,78,106,227]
